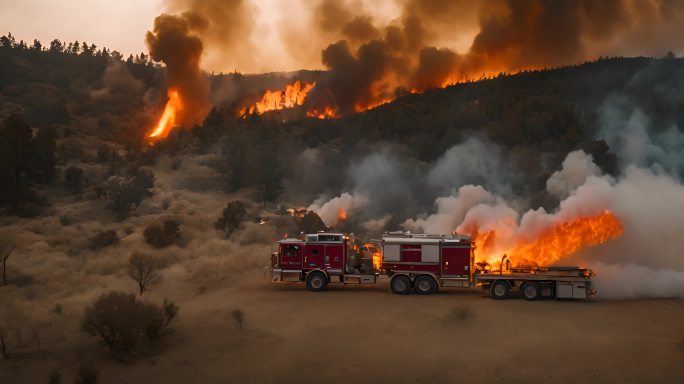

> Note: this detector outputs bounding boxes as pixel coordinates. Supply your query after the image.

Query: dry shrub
[88,230,119,251]
[143,220,181,248]
[81,291,178,359]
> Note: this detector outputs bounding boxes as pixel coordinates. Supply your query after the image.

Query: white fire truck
[268,231,595,300]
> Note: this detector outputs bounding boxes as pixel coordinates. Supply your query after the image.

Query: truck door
[280,243,303,269]
[442,245,470,276]
[304,244,325,270]
[325,244,344,274]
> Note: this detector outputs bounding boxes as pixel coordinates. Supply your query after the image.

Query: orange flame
[354,98,393,113]
[465,210,623,267]
[240,81,315,116]
[337,208,348,222]
[148,88,182,142]
[364,243,382,270]
[286,207,309,219]
[307,105,337,119]
[357,243,381,271]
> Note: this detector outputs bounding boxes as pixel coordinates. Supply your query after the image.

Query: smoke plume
[146,13,210,129]
[157,0,684,118]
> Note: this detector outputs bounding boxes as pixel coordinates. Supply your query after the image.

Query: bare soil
[2,273,684,383]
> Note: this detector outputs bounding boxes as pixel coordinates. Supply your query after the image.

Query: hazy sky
[0,0,403,72]
[1,0,164,56]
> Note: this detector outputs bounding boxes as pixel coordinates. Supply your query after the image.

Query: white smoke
[546,150,600,199]
[590,262,684,299]
[427,137,515,195]
[404,185,495,234]
[599,97,684,178]
[308,192,369,227]
[405,147,684,299]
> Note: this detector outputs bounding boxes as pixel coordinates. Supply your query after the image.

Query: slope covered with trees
[1,32,682,220]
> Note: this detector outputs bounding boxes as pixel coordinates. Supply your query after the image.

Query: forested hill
[294,55,683,163]
[1,32,683,219]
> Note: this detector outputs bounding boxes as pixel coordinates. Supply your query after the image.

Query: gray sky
[1,0,163,56]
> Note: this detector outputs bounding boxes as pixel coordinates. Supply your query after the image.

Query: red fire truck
[268,231,595,300]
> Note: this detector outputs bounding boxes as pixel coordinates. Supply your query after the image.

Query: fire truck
[268,231,595,300]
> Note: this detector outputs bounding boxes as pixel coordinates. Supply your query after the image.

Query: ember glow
[148,88,182,141]
[240,81,315,116]
[464,210,623,268]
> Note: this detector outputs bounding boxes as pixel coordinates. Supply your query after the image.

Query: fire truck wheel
[490,280,510,300]
[390,275,412,295]
[521,282,541,301]
[306,272,327,292]
[413,275,437,295]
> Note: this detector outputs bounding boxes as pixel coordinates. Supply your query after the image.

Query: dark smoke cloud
[306,40,395,115]
[466,0,684,72]
[146,13,210,128]
[166,0,256,72]
[304,1,463,115]
[301,0,684,116]
[157,0,684,118]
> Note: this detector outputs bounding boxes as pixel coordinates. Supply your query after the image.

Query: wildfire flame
[148,88,182,142]
[337,208,348,222]
[465,210,623,268]
[240,81,315,116]
[286,207,309,219]
[306,105,337,119]
[355,98,392,113]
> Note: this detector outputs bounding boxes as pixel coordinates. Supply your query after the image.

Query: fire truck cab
[270,232,377,291]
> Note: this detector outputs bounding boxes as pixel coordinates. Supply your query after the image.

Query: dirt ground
[2,272,684,384]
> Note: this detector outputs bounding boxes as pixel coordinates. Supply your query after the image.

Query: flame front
[241,81,315,116]
[464,210,623,268]
[306,105,337,119]
[148,88,182,141]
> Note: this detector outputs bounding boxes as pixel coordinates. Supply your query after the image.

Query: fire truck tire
[521,282,541,301]
[306,272,327,292]
[490,280,510,300]
[413,275,437,295]
[390,275,412,295]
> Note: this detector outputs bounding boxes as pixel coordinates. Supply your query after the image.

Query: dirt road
[3,272,684,383]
